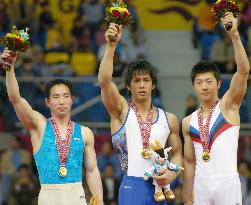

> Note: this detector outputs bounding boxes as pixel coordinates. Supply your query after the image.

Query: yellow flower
[118,7,128,13]
[216,0,221,4]
[6,33,25,42]
[6,33,19,39]
[17,36,22,40]
[110,7,116,12]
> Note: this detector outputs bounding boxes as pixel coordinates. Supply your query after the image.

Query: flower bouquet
[0,26,30,71]
[105,0,133,42]
[211,0,240,31]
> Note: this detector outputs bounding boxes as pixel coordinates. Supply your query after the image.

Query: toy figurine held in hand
[143,140,184,202]
[105,0,133,42]
[211,0,240,31]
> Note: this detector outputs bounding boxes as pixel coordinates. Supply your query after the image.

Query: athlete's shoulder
[164,111,178,122]
[182,115,192,134]
[80,125,93,135]
[183,115,192,124]
[163,112,179,130]
[80,125,94,142]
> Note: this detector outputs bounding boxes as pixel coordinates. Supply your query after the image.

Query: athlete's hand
[1,48,18,65]
[0,48,18,70]
[89,195,103,205]
[184,201,193,205]
[153,168,175,186]
[184,192,194,205]
[105,23,122,46]
[221,12,238,38]
[89,195,98,205]
[143,175,149,181]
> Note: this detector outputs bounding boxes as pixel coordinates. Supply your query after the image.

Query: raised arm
[1,49,45,132]
[221,12,250,110]
[153,113,182,186]
[182,116,196,205]
[83,126,103,205]
[98,23,127,118]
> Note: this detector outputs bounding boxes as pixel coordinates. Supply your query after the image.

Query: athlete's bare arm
[98,23,128,125]
[82,126,103,205]
[153,113,182,186]
[1,49,46,151]
[220,13,250,124]
[182,115,196,205]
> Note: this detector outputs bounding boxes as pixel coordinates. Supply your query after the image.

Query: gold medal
[141,148,151,159]
[202,151,210,162]
[59,166,68,177]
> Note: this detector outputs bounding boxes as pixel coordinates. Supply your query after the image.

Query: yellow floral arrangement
[105,0,133,25]
[0,26,30,52]
[0,26,30,70]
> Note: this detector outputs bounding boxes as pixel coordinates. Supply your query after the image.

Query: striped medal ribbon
[197,100,219,162]
[129,101,153,159]
[50,118,73,177]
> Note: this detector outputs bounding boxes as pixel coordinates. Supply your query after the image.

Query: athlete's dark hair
[124,60,157,95]
[45,79,73,99]
[191,61,221,84]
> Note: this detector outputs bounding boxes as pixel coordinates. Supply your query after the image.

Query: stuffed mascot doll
[143,140,184,202]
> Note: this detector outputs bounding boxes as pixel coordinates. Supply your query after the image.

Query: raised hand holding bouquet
[212,0,240,31]
[105,0,133,42]
[0,26,30,71]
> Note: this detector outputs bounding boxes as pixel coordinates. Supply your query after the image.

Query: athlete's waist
[41,182,83,190]
[195,172,239,179]
[122,175,154,184]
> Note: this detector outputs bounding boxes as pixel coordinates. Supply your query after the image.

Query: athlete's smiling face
[45,84,74,117]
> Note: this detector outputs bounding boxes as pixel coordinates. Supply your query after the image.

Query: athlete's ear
[45,98,50,107]
[217,80,221,91]
[127,85,131,91]
[152,84,155,90]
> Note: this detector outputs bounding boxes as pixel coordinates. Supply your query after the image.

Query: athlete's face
[193,72,221,103]
[45,84,73,117]
[128,72,155,101]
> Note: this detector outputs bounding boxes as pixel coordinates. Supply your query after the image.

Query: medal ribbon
[50,118,73,166]
[129,102,153,148]
[197,100,219,153]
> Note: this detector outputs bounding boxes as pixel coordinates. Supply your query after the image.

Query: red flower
[213,4,220,12]
[112,10,120,17]
[229,3,239,13]
[15,38,22,45]
[219,0,227,8]
[20,45,28,52]
[212,0,240,22]
[123,11,129,17]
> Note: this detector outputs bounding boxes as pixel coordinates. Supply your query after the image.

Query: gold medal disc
[141,148,151,159]
[59,166,68,177]
[202,151,210,162]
